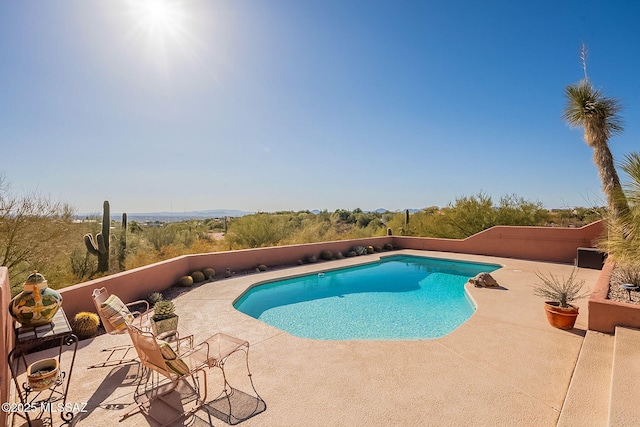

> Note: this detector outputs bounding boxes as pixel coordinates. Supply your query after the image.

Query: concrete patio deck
[9,250,605,427]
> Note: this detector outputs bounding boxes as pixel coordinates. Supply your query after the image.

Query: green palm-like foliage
[533,268,588,308]
[563,79,628,219]
[598,152,640,264]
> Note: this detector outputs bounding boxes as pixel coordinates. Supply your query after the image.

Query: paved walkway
[11,251,603,427]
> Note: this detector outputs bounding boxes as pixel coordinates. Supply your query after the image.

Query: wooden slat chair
[90,287,151,369]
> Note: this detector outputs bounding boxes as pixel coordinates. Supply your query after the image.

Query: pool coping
[232,253,504,340]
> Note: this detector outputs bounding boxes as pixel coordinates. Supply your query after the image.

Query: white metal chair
[89,287,151,369]
[120,324,265,426]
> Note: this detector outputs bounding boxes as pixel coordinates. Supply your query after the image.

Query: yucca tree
[598,153,640,264]
[563,78,629,220]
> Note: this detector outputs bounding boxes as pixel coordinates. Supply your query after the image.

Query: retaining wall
[588,260,640,333]
[395,221,604,263]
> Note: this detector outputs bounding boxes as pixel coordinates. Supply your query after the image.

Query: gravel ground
[608,266,640,305]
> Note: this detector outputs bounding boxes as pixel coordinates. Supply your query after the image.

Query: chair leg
[119,367,207,427]
[215,347,266,425]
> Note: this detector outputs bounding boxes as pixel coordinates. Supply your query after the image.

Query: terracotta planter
[27,358,60,391]
[543,302,579,330]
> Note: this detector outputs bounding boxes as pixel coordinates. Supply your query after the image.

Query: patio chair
[89,287,151,369]
[120,324,265,426]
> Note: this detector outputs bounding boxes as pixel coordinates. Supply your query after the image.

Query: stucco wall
[394,221,604,263]
[0,267,12,427]
[59,236,394,319]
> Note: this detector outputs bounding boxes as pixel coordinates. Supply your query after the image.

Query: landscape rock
[469,272,500,288]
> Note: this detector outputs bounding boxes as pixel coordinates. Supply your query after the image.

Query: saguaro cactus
[405,209,410,225]
[84,200,110,272]
[118,212,127,271]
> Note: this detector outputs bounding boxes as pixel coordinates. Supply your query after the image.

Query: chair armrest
[125,299,150,314]
[159,332,194,353]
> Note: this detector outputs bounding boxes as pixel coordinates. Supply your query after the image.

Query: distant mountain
[122,209,253,222]
[373,208,422,214]
[77,209,253,223]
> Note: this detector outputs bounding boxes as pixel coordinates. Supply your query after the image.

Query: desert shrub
[598,153,640,265]
[226,213,294,248]
[611,264,640,286]
[320,250,333,260]
[148,292,164,304]
[352,246,367,256]
[69,247,96,281]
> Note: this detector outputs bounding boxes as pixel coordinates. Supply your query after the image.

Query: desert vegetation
[0,170,604,296]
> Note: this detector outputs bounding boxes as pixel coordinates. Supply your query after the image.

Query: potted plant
[150,299,178,337]
[27,358,60,391]
[533,268,589,330]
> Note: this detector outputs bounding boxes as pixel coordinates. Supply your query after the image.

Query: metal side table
[7,308,79,426]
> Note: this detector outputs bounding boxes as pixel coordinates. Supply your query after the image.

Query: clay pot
[27,358,59,391]
[543,302,579,330]
[9,272,63,327]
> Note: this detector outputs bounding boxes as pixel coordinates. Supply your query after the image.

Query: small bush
[177,275,194,287]
[152,299,176,321]
[307,254,317,263]
[612,264,640,286]
[72,312,100,339]
[148,292,164,304]
[352,246,367,256]
[335,251,344,259]
[191,270,205,283]
[258,264,267,271]
[383,243,393,251]
[203,267,215,280]
[347,251,357,257]
[373,246,382,252]
[320,250,333,260]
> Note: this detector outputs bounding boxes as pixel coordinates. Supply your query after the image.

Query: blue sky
[1,1,639,214]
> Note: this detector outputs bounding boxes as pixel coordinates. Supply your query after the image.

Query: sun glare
[135,0,184,34]
[127,0,191,58]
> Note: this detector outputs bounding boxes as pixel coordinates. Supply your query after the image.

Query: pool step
[557,330,613,427]
[608,326,640,427]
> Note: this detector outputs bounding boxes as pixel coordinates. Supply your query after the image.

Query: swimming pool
[234,255,501,340]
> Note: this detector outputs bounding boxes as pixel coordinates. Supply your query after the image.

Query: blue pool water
[234,255,501,340]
